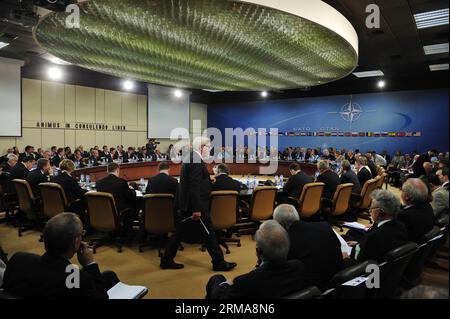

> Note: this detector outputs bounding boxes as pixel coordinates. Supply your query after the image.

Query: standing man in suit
[26,158,52,198]
[211,163,243,192]
[345,189,408,263]
[206,220,305,299]
[52,159,88,219]
[277,162,313,206]
[146,162,178,195]
[2,213,119,299]
[273,204,343,291]
[95,163,138,233]
[160,137,236,271]
[315,160,340,200]
[355,157,373,188]
[399,178,435,243]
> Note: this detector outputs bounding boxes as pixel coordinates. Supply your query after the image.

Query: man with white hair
[205,220,305,299]
[161,136,236,271]
[0,154,19,194]
[273,204,343,291]
[399,178,435,242]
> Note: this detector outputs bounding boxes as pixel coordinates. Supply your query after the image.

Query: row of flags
[246,131,423,137]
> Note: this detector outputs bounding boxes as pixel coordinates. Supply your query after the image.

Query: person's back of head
[43,213,83,259]
[273,204,300,230]
[36,158,49,171]
[317,160,329,173]
[255,220,290,266]
[59,159,75,173]
[107,162,120,175]
[401,178,429,205]
[402,285,449,299]
[216,163,229,175]
[341,160,351,172]
[158,162,170,173]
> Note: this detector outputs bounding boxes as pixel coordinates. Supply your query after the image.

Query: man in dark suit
[146,162,178,195]
[2,213,119,299]
[273,204,343,291]
[52,159,88,219]
[277,162,313,205]
[436,167,449,191]
[0,153,18,194]
[355,157,373,188]
[364,154,378,178]
[315,160,340,200]
[26,158,52,198]
[212,163,243,192]
[51,148,65,168]
[399,178,435,243]
[346,189,408,263]
[18,145,36,162]
[95,163,138,232]
[206,220,305,299]
[161,137,236,271]
[123,147,137,163]
[412,150,437,178]
[340,160,361,212]
[10,156,36,191]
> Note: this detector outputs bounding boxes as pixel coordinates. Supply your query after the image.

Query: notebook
[107,282,148,299]
[342,222,369,232]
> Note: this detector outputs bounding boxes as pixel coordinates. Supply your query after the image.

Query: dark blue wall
[208,89,449,154]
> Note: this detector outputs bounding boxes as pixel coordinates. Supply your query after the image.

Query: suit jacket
[146,173,178,196]
[95,174,137,212]
[355,219,408,263]
[367,160,377,178]
[2,252,108,299]
[412,152,430,177]
[432,187,449,217]
[52,172,88,203]
[212,174,243,192]
[357,167,373,188]
[26,169,49,198]
[177,152,211,216]
[212,260,305,299]
[0,162,14,193]
[399,203,436,243]
[10,162,30,181]
[51,155,64,168]
[282,172,314,199]
[287,221,343,290]
[316,170,340,200]
[340,170,361,194]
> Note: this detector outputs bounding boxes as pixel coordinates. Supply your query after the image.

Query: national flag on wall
[397,132,406,137]
[367,132,373,137]
[388,132,397,137]
[380,132,389,137]
[413,131,422,137]
[358,132,366,137]
[317,132,325,136]
[351,132,358,137]
[324,132,332,137]
[405,132,413,137]
[344,132,352,137]
[338,132,344,137]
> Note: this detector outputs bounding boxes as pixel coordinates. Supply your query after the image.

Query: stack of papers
[333,229,352,255]
[107,282,148,299]
[342,222,369,232]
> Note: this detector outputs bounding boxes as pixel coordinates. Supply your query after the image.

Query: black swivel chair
[284,286,322,300]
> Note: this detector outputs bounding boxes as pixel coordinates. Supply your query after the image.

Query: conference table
[72,160,318,183]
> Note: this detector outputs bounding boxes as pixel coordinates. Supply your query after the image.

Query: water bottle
[80,174,85,184]
[246,176,250,189]
[140,177,145,192]
[274,175,279,186]
[254,176,257,188]
[86,174,91,186]
[280,175,284,187]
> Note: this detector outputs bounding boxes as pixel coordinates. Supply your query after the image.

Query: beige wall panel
[137,132,148,148]
[64,130,76,149]
[122,132,138,148]
[22,78,41,123]
[0,138,17,155]
[42,81,65,122]
[122,93,138,126]
[75,130,96,149]
[105,131,122,148]
[75,86,96,123]
[16,128,42,151]
[95,89,105,123]
[65,85,76,123]
[95,131,105,147]
[190,103,208,135]
[138,95,147,131]
[41,129,64,150]
[105,90,122,125]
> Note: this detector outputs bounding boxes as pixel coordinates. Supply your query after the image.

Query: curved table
[72,161,317,182]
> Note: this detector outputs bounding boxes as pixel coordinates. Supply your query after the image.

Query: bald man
[399,178,435,243]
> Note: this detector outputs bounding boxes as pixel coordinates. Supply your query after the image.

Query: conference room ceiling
[0,0,448,104]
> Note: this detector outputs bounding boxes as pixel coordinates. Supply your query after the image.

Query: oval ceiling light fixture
[174,89,183,98]
[48,66,63,80]
[261,91,268,98]
[123,80,135,91]
[378,80,386,89]
[34,0,358,91]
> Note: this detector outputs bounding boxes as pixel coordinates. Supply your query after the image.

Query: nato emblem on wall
[33,0,358,91]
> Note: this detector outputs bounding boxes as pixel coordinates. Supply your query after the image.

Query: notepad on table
[107,282,148,299]
[342,222,369,232]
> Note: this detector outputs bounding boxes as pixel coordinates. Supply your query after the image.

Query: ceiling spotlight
[123,80,135,90]
[48,67,63,80]
[174,89,183,98]
[377,80,386,89]
[261,91,268,98]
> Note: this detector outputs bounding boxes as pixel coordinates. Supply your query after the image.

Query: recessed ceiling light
[423,43,449,55]
[48,67,63,80]
[377,80,386,89]
[0,41,10,49]
[414,8,449,29]
[353,70,384,78]
[429,63,449,71]
[174,89,183,98]
[261,91,268,98]
[123,80,135,90]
